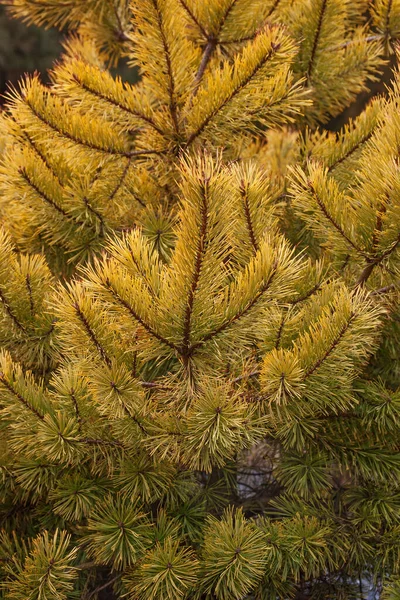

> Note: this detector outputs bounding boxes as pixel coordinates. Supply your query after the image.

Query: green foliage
[83,495,153,570]
[200,508,268,599]
[0,1,399,599]
[2,530,78,600]
[123,537,199,600]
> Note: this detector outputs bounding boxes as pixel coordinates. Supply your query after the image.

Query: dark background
[0,6,62,100]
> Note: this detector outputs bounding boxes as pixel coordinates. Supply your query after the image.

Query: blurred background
[0,5,61,102]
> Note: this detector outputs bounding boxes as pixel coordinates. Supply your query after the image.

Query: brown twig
[232,370,260,384]
[87,574,121,599]
[370,284,396,296]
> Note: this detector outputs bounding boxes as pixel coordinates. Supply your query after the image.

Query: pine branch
[21,129,64,187]
[306,0,328,80]
[0,372,45,421]
[177,0,208,38]
[25,96,130,157]
[356,196,400,287]
[70,391,82,430]
[308,180,367,256]
[240,180,259,254]
[219,0,240,30]
[25,95,163,158]
[327,130,374,173]
[111,1,129,42]
[370,284,396,295]
[150,0,180,134]
[25,275,35,315]
[385,0,394,37]
[87,574,121,600]
[0,288,26,333]
[289,283,322,305]
[2,0,104,28]
[79,437,124,448]
[303,313,355,379]
[186,41,281,147]
[19,167,72,221]
[128,259,154,297]
[109,157,132,202]
[275,311,287,349]
[130,191,147,208]
[355,261,376,287]
[232,370,260,384]
[72,303,112,367]
[82,196,106,233]
[192,0,241,91]
[30,323,56,342]
[71,74,165,136]
[181,177,209,353]
[104,280,179,351]
[189,263,278,351]
[326,35,383,52]
[376,232,400,261]
[115,249,158,299]
[117,397,148,435]
[267,0,283,17]
[371,192,389,251]
[193,39,218,91]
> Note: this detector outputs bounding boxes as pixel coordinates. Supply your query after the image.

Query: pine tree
[0,1,399,598]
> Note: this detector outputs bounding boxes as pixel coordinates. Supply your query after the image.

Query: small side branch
[70,391,82,431]
[355,261,376,288]
[79,437,124,448]
[266,0,283,18]
[385,0,394,37]
[289,282,322,305]
[186,44,278,147]
[151,0,180,134]
[370,284,396,296]
[0,288,26,333]
[177,0,208,38]
[75,77,165,136]
[356,233,400,288]
[109,157,132,202]
[26,97,163,159]
[275,311,287,349]
[21,129,64,186]
[303,315,354,379]
[181,178,209,353]
[87,574,122,600]
[25,275,35,315]
[240,180,259,254]
[232,370,260,384]
[82,196,106,234]
[105,281,179,352]
[190,264,278,351]
[327,130,374,173]
[306,0,327,81]
[308,180,367,257]
[0,373,45,421]
[73,303,112,367]
[112,1,129,43]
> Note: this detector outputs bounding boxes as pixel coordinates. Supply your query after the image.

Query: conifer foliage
[0,1,400,598]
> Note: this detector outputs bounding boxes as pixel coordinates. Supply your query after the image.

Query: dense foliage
[0,1,400,598]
